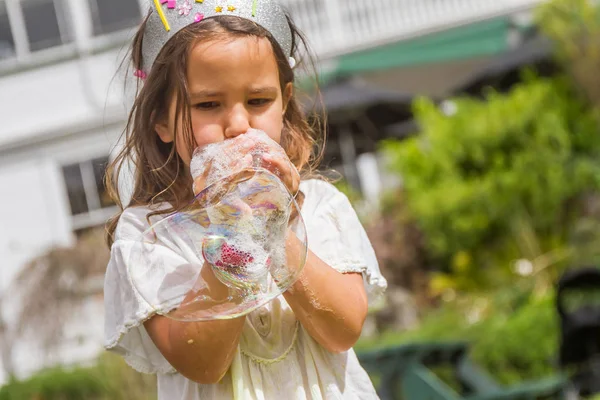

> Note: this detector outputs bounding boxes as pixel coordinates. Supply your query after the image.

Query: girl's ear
[282,83,293,115]
[155,119,174,143]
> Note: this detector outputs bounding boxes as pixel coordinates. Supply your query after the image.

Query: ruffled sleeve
[299,180,388,305]
[103,206,181,375]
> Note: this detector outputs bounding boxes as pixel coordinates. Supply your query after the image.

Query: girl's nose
[224,105,250,139]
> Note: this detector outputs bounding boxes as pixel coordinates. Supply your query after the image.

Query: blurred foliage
[0,353,156,400]
[382,74,600,295]
[365,190,431,306]
[10,228,109,354]
[537,0,600,106]
[358,0,600,391]
[357,283,559,385]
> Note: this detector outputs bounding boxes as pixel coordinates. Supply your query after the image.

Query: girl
[104,0,387,398]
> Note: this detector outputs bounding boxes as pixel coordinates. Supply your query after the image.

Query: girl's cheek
[193,126,223,148]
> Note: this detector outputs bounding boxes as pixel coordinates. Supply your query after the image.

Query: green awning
[326,17,513,81]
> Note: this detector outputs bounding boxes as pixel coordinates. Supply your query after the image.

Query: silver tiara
[141,0,294,74]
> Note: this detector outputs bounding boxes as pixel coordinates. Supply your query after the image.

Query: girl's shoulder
[299,178,339,203]
[299,178,348,216]
[299,178,338,197]
[114,203,171,242]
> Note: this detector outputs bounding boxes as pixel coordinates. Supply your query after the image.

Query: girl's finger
[224,135,256,155]
[261,153,299,195]
[234,154,253,171]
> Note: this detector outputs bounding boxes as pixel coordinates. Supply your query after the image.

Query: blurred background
[2,0,600,398]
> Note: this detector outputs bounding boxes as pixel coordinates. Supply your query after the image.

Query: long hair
[105,13,325,246]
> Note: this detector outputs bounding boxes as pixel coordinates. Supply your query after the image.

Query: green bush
[358,287,559,385]
[382,75,600,291]
[0,368,105,400]
[358,0,600,389]
[0,353,156,400]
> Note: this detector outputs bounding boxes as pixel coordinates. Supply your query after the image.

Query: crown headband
[141,0,294,75]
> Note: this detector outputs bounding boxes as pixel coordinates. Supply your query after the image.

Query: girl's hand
[192,137,256,195]
[260,152,301,198]
[259,151,304,225]
[199,262,230,301]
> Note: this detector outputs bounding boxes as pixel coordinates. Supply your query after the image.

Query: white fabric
[104,179,387,399]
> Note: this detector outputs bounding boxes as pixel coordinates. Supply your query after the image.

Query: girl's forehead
[190,36,275,67]
[187,36,280,86]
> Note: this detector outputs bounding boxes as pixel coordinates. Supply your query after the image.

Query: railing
[0,0,547,76]
[280,0,547,59]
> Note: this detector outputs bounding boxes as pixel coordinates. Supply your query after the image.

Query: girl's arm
[143,264,245,384]
[259,151,370,353]
[282,232,369,354]
[143,162,248,384]
[144,314,244,384]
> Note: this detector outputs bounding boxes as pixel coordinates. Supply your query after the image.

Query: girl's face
[155,36,292,165]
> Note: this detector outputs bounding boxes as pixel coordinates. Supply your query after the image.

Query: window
[88,0,141,36]
[0,1,15,60]
[92,157,116,208]
[0,0,72,61]
[63,163,89,215]
[1,0,140,70]
[21,0,66,51]
[62,157,117,230]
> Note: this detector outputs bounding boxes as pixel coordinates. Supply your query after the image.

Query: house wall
[0,49,125,150]
[0,121,121,382]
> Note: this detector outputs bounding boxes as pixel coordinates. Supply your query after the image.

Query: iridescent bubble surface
[128,168,307,322]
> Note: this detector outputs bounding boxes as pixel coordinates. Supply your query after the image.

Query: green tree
[383,75,600,291]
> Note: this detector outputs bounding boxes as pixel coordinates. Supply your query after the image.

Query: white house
[0,0,545,384]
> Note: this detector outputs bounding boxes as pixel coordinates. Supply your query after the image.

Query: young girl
[103,1,387,398]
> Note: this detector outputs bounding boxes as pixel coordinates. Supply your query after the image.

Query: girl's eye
[194,101,219,110]
[248,98,272,106]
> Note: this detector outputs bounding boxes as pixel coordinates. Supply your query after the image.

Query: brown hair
[105,13,324,246]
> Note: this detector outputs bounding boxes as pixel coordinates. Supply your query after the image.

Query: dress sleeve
[303,181,388,305]
[104,207,193,375]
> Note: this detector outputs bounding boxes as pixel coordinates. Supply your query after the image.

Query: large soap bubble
[127,131,307,321]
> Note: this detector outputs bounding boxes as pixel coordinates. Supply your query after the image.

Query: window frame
[21,0,71,52]
[87,0,144,38]
[0,1,16,59]
[0,0,145,76]
[61,156,118,231]
[1,0,75,64]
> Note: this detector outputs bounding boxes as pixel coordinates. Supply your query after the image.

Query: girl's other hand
[199,262,230,301]
[257,146,303,224]
[260,152,300,198]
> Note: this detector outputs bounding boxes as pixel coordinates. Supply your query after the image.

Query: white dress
[104,179,388,400]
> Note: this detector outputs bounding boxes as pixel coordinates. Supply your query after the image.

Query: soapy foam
[191,131,293,291]
[190,129,287,189]
[201,204,289,290]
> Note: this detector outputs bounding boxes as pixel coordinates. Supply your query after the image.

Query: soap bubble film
[127,133,307,321]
